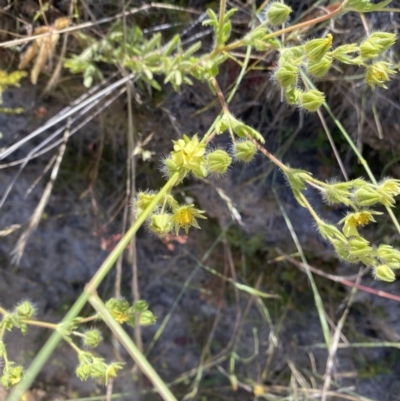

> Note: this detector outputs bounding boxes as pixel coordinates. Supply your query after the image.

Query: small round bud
[163,156,181,178]
[307,55,333,77]
[207,149,232,174]
[300,89,325,112]
[274,62,298,88]
[280,46,305,63]
[305,34,333,62]
[83,329,103,348]
[76,363,91,381]
[148,213,173,237]
[15,301,36,319]
[266,2,292,26]
[139,310,157,326]
[234,140,257,162]
[374,264,396,282]
[285,87,302,106]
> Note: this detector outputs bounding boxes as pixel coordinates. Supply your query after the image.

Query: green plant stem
[75,315,99,323]
[250,138,289,172]
[298,192,323,225]
[89,292,178,401]
[273,192,331,348]
[22,320,59,330]
[63,336,83,354]
[7,172,179,401]
[218,0,227,33]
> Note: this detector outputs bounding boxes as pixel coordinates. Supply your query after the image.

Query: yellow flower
[172,204,207,234]
[170,134,207,178]
[338,210,382,237]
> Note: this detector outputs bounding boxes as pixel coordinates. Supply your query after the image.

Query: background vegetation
[1,0,400,400]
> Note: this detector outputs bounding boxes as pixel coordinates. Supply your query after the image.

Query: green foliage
[0,298,156,387]
[1,0,400,396]
[105,298,156,327]
[345,0,393,12]
[274,31,397,111]
[0,70,27,104]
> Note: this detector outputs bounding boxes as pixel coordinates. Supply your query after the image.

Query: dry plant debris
[18,17,70,84]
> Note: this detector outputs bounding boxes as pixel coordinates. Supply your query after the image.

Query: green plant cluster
[275,31,397,111]
[135,121,264,237]
[1,0,400,396]
[64,21,226,91]
[0,298,156,387]
[285,169,400,282]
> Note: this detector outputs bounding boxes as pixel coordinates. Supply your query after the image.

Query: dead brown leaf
[18,17,70,84]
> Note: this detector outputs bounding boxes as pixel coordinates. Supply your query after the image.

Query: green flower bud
[216,114,265,143]
[377,244,400,269]
[1,363,23,388]
[332,238,351,262]
[234,140,257,162]
[353,185,381,207]
[139,310,157,326]
[274,62,298,88]
[348,237,373,258]
[105,298,132,325]
[163,156,181,178]
[133,300,150,313]
[135,191,158,218]
[305,34,333,62]
[280,46,305,63]
[14,301,36,319]
[300,89,325,112]
[285,168,312,192]
[330,44,361,64]
[215,114,230,134]
[76,363,91,381]
[374,264,396,282]
[89,357,107,379]
[323,182,353,206]
[360,32,396,59]
[307,55,333,77]
[148,213,173,237]
[207,149,232,174]
[266,2,292,26]
[83,329,103,348]
[366,62,397,89]
[285,87,302,106]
